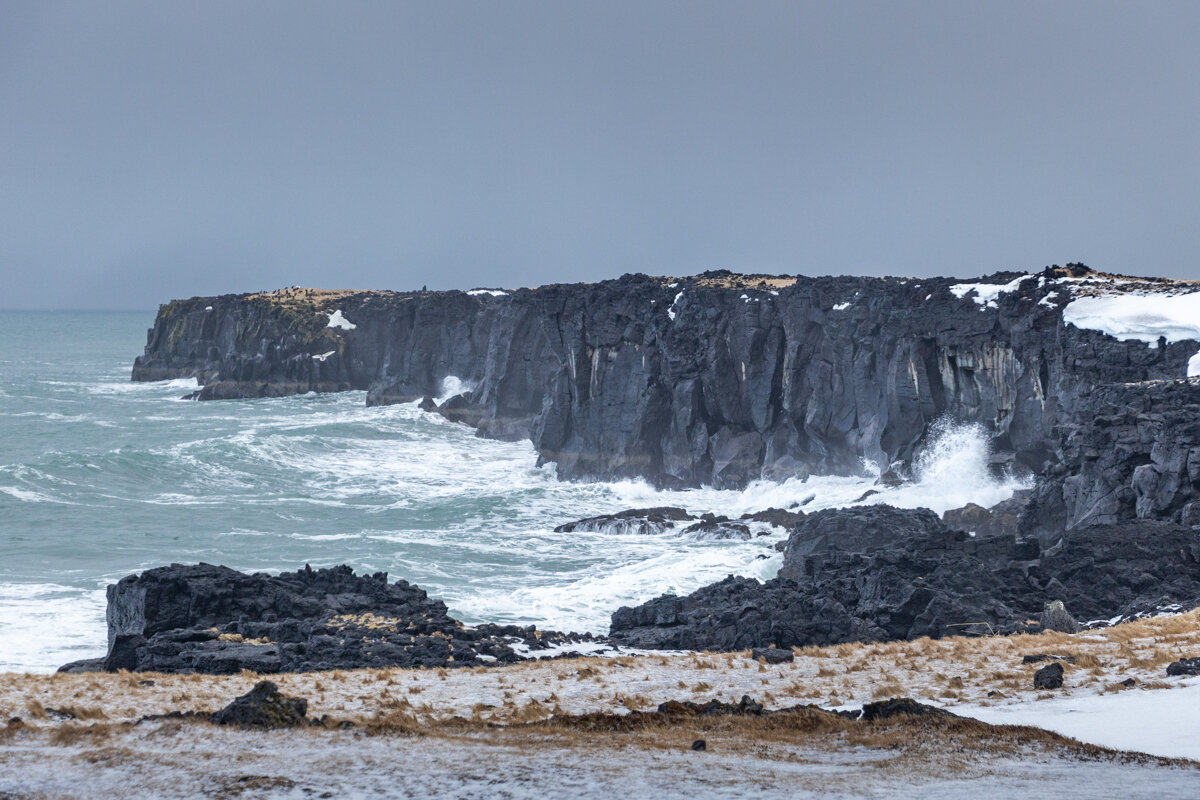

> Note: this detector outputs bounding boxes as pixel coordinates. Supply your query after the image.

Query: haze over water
[0,311,1025,672]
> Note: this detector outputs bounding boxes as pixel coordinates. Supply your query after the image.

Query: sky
[1,1,1198,310]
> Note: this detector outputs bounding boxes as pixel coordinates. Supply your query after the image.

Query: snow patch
[311,351,335,362]
[668,291,684,321]
[1190,350,1200,378]
[832,302,851,311]
[1038,291,1059,308]
[949,274,1035,308]
[467,289,508,297]
[204,306,213,312]
[1062,291,1200,348]
[327,309,356,330]
[958,677,1200,762]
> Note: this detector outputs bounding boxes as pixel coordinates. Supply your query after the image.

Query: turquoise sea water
[0,311,1022,672]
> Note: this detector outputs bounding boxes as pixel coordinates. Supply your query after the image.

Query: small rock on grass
[211,681,309,729]
[751,647,794,664]
[1166,656,1200,677]
[1033,662,1065,690]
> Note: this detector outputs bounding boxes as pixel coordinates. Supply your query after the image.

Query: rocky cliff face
[133,268,1199,501]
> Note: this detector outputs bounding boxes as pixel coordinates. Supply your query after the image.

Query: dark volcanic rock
[610,505,1200,651]
[554,507,694,535]
[943,491,1031,539]
[1033,662,1065,690]
[860,698,955,721]
[739,508,806,529]
[751,647,794,664]
[1166,657,1200,677]
[657,695,764,716]
[1039,601,1080,634]
[59,563,598,674]
[1022,379,1200,535]
[211,681,309,729]
[679,514,753,541]
[132,268,1200,491]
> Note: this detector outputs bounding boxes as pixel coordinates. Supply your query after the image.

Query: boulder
[211,681,308,729]
[1039,601,1080,634]
[1033,662,1065,690]
[751,647,794,664]
[860,698,955,721]
[679,514,752,541]
[1166,656,1200,677]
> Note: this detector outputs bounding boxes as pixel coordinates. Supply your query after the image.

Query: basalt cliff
[134,266,1200,530]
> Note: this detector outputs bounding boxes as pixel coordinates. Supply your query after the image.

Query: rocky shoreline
[68,264,1200,672]
[59,496,1200,675]
[59,563,604,675]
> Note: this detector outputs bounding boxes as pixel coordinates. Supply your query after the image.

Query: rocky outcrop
[553,507,802,538]
[132,267,1200,493]
[554,507,695,535]
[1022,378,1200,535]
[60,563,598,674]
[608,504,1200,651]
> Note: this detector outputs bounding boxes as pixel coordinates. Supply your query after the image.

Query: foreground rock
[1033,662,1066,690]
[610,505,1200,651]
[1166,657,1200,677]
[60,563,597,674]
[211,681,309,729]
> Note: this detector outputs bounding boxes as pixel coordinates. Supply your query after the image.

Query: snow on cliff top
[1061,286,1200,377]
[948,270,1200,377]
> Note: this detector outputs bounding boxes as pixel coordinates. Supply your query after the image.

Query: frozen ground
[2,610,1198,797]
[1,719,1198,800]
[959,678,1200,762]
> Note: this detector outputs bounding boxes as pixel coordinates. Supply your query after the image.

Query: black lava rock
[1166,657,1200,677]
[211,681,308,729]
[860,698,955,721]
[610,504,1200,652]
[751,647,794,664]
[59,563,600,675]
[1033,662,1065,690]
[554,507,694,535]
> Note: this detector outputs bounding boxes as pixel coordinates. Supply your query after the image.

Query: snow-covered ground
[2,718,1197,799]
[958,677,1200,762]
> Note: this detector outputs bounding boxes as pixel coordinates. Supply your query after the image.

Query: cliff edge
[133,266,1200,511]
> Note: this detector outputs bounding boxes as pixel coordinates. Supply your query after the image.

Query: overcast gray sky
[2,1,1198,309]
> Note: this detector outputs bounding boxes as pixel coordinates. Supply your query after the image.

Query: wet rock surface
[609,504,1200,651]
[554,507,695,535]
[59,563,597,674]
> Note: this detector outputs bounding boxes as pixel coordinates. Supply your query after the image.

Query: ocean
[0,311,1026,672]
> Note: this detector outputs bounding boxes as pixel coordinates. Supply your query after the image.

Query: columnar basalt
[133,268,1200,505]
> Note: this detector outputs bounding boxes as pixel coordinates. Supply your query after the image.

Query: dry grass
[1,609,1196,734]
